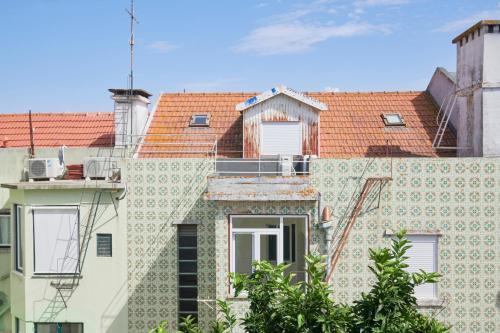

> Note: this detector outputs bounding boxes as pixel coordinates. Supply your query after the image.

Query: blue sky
[1,0,499,113]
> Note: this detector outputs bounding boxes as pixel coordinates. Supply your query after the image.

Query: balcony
[214,156,313,177]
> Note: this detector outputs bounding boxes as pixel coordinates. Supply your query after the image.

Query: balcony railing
[215,156,313,176]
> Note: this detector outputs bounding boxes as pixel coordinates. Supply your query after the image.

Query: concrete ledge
[1,180,125,191]
[417,298,445,308]
[205,176,318,201]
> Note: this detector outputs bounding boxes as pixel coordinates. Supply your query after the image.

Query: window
[178,225,198,323]
[34,323,83,333]
[488,25,494,33]
[15,317,20,333]
[0,212,10,247]
[261,122,302,155]
[96,234,112,257]
[230,216,307,285]
[32,206,79,274]
[382,113,405,126]
[14,205,23,272]
[405,235,438,299]
[189,114,209,127]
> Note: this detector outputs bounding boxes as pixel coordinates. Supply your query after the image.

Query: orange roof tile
[0,112,114,148]
[139,91,456,158]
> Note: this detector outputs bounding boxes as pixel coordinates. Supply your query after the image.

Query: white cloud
[434,4,500,32]
[233,22,391,55]
[147,41,178,53]
[324,86,340,92]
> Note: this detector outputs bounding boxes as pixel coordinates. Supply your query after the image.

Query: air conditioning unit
[28,158,65,180]
[280,155,294,176]
[83,157,119,179]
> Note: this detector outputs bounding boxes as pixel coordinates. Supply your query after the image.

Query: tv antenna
[126,0,139,93]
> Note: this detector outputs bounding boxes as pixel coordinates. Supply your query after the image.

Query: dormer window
[189,114,209,127]
[382,113,405,126]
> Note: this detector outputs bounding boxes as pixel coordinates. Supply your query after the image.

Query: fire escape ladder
[432,92,457,150]
[50,190,104,306]
[325,177,390,283]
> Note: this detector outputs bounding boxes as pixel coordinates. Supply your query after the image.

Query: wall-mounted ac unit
[28,158,65,180]
[280,155,294,176]
[84,157,119,179]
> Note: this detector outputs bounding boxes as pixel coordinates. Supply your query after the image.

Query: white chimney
[109,88,152,147]
[453,20,500,157]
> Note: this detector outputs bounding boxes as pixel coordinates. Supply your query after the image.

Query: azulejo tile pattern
[126,157,498,333]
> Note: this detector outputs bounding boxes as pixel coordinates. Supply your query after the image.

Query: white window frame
[14,205,23,272]
[405,234,438,300]
[0,213,10,247]
[229,215,308,277]
[32,205,80,275]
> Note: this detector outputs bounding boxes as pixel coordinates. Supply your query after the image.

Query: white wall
[426,68,459,133]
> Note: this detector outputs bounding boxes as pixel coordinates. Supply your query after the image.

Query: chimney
[453,20,500,157]
[109,88,152,147]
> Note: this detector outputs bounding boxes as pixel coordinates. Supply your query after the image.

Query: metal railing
[215,157,313,176]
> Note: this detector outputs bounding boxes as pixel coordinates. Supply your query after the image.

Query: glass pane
[179,261,197,273]
[35,323,83,333]
[179,235,197,248]
[179,287,197,299]
[232,217,280,229]
[0,216,10,245]
[179,248,197,260]
[179,274,197,286]
[179,300,198,312]
[260,234,277,265]
[283,217,306,283]
[234,234,253,275]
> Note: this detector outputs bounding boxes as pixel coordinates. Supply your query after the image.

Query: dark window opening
[178,225,198,325]
[189,115,209,127]
[34,323,84,333]
[488,25,494,33]
[96,234,112,257]
[14,205,23,272]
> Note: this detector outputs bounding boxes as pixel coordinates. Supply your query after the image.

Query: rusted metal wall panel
[243,94,319,158]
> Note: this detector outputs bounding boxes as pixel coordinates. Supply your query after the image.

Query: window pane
[283,226,290,262]
[179,235,197,248]
[179,287,197,299]
[179,300,198,312]
[0,215,10,246]
[179,248,197,260]
[261,234,277,264]
[35,323,83,333]
[232,217,280,229]
[96,234,112,257]
[179,261,197,273]
[234,233,253,275]
[179,274,197,286]
[15,205,23,271]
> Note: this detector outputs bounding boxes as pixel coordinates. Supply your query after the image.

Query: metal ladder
[432,92,457,150]
[325,176,391,283]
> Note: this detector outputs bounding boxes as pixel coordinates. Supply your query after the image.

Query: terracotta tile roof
[0,112,114,148]
[140,91,456,158]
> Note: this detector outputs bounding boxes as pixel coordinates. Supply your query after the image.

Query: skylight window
[189,114,209,127]
[382,113,405,126]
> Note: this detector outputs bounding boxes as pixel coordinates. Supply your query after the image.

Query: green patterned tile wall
[125,157,499,333]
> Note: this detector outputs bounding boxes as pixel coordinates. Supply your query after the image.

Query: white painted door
[261,122,302,155]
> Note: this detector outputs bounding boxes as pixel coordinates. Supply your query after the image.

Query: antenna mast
[126,0,138,147]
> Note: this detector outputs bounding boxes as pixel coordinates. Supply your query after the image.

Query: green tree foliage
[149,230,450,333]
[351,230,449,333]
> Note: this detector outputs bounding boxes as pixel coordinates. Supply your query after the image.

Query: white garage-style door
[261,122,302,155]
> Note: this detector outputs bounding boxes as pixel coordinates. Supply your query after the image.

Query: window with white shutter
[405,235,438,299]
[33,206,80,275]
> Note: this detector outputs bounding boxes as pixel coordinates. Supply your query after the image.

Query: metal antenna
[125,0,139,147]
[126,0,138,93]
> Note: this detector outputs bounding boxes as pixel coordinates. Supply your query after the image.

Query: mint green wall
[0,147,104,333]
[125,157,499,333]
